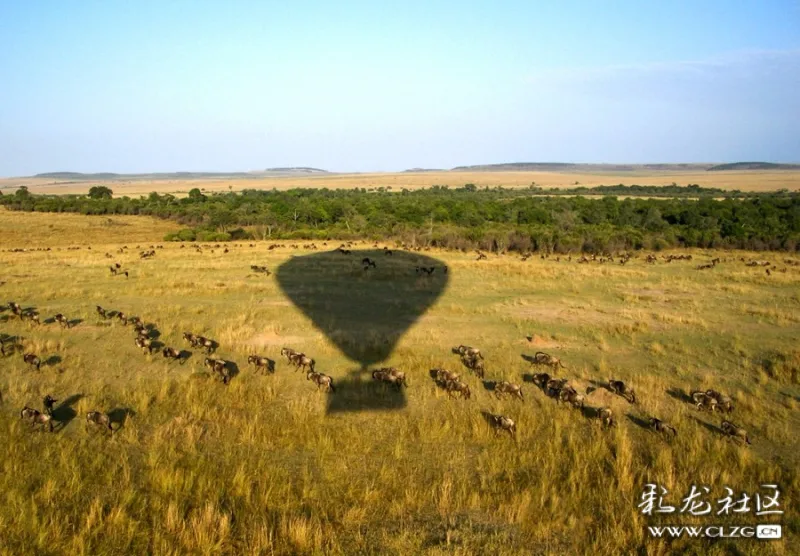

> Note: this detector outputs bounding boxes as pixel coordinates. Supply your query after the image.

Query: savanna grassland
[1,210,798,555]
[3,168,800,197]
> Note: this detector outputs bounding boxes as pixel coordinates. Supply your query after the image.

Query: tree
[188,188,206,201]
[15,186,30,198]
[88,186,113,199]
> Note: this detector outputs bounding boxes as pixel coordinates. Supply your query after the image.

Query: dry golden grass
[1,213,798,554]
[2,169,799,196]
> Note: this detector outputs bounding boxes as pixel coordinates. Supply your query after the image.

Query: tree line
[2,184,798,252]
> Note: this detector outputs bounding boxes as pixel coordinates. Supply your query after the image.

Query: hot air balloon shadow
[276,249,449,413]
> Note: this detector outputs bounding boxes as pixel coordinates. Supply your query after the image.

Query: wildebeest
[530,351,565,371]
[307,370,335,393]
[558,386,585,408]
[43,395,58,415]
[431,368,459,384]
[545,377,568,398]
[476,251,487,261]
[649,417,677,438]
[96,305,109,319]
[721,420,751,445]
[280,347,299,363]
[20,406,53,432]
[452,345,483,360]
[54,313,71,328]
[691,391,718,412]
[204,357,231,384]
[494,381,524,401]
[372,367,408,388]
[608,379,636,403]
[194,336,217,354]
[8,301,22,317]
[86,411,113,433]
[183,332,198,346]
[487,414,516,436]
[23,353,41,370]
[248,354,275,374]
[289,352,315,372]
[162,346,185,363]
[460,354,485,378]
[117,312,128,325]
[705,389,734,413]
[21,311,40,326]
[362,257,377,268]
[444,379,471,399]
[532,372,550,389]
[135,336,155,354]
[597,407,615,428]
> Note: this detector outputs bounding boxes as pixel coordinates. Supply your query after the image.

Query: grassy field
[1,211,798,554]
[3,169,800,197]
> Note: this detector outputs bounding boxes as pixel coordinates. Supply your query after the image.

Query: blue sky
[1,0,798,175]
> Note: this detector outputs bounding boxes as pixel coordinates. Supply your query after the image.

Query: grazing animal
[494,381,524,401]
[86,411,113,433]
[43,395,58,415]
[691,391,718,412]
[445,379,471,399]
[307,371,335,393]
[488,414,516,436]
[54,313,71,328]
[23,353,41,370]
[649,418,677,438]
[558,386,585,408]
[204,357,231,384]
[135,336,155,354]
[705,389,734,413]
[162,346,184,363]
[608,379,636,403]
[597,407,615,428]
[532,372,551,389]
[721,421,751,445]
[280,347,299,363]
[530,351,565,371]
[247,354,275,374]
[372,367,408,388]
[290,352,315,372]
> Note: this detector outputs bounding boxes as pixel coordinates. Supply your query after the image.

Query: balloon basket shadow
[326,370,408,414]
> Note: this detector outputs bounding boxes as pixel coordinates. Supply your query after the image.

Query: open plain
[1,209,798,554]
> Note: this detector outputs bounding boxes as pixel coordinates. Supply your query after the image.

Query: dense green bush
[3,184,798,253]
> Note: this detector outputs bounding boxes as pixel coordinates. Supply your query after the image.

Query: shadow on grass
[277,249,449,414]
[691,416,723,436]
[579,405,599,419]
[108,407,137,429]
[52,394,83,431]
[666,387,692,404]
[67,318,83,328]
[44,355,62,367]
[326,368,406,413]
[626,413,652,431]
[481,380,497,392]
[588,379,611,392]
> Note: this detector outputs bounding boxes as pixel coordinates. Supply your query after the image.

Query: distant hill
[450,162,716,172]
[403,168,445,173]
[264,167,328,173]
[33,168,329,180]
[706,162,800,171]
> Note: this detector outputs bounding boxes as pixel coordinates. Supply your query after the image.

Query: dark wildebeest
[608,379,636,403]
[86,411,113,433]
[494,381,524,401]
[162,346,185,363]
[96,305,109,319]
[721,421,751,445]
[649,418,677,438]
[532,372,551,390]
[23,353,41,370]
[43,395,58,415]
[307,370,335,393]
[530,351,565,371]
[54,313,71,328]
[290,352,315,372]
[248,354,275,374]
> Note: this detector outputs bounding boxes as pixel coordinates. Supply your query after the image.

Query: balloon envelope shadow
[276,249,449,413]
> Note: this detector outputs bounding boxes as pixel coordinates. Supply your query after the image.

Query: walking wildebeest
[494,381,524,401]
[54,313,71,328]
[162,346,185,363]
[597,407,615,428]
[445,379,471,399]
[307,371,335,393]
[248,354,275,374]
[649,418,677,438]
[705,389,734,413]
[135,336,155,354]
[20,406,53,432]
[558,386,585,408]
[691,391,718,412]
[43,395,58,415]
[530,351,565,371]
[290,352,315,372]
[721,421,751,445]
[532,372,551,389]
[608,379,636,403]
[23,353,41,370]
[96,305,109,319]
[86,411,113,433]
[372,367,408,388]
[487,414,516,437]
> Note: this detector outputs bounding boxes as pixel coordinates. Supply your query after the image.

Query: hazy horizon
[2,1,798,176]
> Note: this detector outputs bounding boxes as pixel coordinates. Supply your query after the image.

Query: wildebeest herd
[0,243,767,447]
